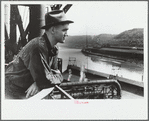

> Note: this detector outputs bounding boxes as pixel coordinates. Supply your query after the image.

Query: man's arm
[25,48,63,97]
[40,53,63,84]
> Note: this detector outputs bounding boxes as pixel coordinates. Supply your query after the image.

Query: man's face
[54,23,69,43]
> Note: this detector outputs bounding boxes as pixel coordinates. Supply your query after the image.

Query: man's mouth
[63,36,66,40]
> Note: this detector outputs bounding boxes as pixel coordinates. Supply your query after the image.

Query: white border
[1,1,148,120]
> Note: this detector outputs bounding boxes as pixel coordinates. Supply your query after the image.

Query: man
[5,10,73,99]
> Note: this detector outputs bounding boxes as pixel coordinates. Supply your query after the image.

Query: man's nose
[64,33,68,37]
[65,34,68,37]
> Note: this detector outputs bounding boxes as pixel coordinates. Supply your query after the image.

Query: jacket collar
[42,33,52,54]
[42,33,59,56]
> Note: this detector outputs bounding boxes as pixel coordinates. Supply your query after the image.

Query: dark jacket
[5,33,63,94]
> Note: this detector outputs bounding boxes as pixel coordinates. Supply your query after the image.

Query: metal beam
[63,4,72,13]
[9,5,18,54]
[28,5,45,41]
[5,24,9,40]
[10,5,17,44]
[14,5,27,47]
[50,4,62,11]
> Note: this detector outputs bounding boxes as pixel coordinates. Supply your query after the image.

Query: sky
[3,1,148,36]
[65,1,147,36]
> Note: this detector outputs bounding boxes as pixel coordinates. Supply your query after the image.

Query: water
[58,47,144,82]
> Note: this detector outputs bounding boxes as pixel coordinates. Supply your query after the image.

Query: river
[58,47,144,82]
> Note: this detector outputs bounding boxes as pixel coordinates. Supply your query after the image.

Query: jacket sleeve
[50,55,63,83]
[40,52,63,85]
[27,48,62,90]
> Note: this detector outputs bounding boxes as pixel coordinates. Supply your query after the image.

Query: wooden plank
[68,65,144,88]
[116,76,144,88]
[122,90,143,99]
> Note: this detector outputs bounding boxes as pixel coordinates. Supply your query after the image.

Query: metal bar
[16,22,30,52]
[60,79,120,86]
[57,58,62,73]
[14,5,27,46]
[63,4,72,13]
[24,23,30,37]
[10,5,17,43]
[55,85,74,99]
[5,24,9,40]
[51,4,62,10]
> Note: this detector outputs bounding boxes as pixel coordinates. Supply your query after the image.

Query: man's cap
[41,10,74,29]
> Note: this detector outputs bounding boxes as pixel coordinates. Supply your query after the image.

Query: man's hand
[25,82,40,98]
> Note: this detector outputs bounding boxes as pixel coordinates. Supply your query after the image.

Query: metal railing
[28,85,74,100]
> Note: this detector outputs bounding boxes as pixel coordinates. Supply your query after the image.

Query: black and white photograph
[1,1,148,120]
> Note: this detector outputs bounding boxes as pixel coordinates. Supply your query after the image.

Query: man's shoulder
[17,37,41,58]
[27,36,49,55]
[23,36,43,50]
[38,36,49,52]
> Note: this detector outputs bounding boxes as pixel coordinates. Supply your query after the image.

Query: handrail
[59,79,121,99]
[27,79,121,100]
[28,85,74,100]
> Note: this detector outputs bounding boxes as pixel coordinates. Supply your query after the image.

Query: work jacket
[5,33,63,94]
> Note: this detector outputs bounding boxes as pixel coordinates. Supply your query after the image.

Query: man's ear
[51,26,55,34]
